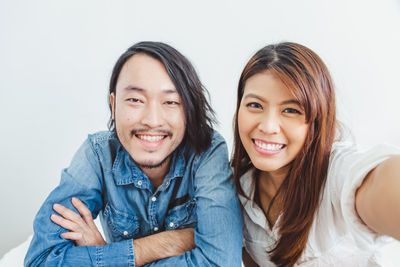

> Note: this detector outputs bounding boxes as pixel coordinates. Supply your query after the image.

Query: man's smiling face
[110,53,186,174]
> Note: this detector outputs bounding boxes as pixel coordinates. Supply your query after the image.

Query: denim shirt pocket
[165,198,197,230]
[103,203,139,240]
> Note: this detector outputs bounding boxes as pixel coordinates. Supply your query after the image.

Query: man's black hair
[108,41,216,154]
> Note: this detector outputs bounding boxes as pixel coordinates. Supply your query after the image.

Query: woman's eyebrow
[280,99,301,106]
[243,93,265,102]
[243,94,300,106]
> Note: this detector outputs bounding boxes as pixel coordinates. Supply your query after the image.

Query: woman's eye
[246,102,262,109]
[283,108,301,114]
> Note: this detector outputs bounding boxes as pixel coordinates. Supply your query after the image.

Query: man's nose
[141,103,164,128]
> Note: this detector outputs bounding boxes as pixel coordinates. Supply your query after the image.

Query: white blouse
[240,142,400,266]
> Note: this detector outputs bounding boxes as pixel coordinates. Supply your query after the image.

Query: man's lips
[136,134,167,142]
[130,129,172,149]
[134,134,168,149]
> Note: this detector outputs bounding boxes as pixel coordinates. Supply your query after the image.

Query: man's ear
[110,93,115,120]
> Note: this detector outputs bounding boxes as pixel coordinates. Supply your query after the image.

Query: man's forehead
[116,54,178,94]
[121,53,166,75]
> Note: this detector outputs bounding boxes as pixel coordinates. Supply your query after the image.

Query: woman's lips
[252,139,286,155]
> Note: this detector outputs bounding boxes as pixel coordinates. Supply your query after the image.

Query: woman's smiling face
[238,71,309,175]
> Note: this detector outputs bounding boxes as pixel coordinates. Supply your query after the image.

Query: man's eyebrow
[122,86,177,94]
[163,88,178,94]
[123,86,144,92]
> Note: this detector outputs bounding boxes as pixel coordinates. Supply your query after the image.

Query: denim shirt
[25,130,242,267]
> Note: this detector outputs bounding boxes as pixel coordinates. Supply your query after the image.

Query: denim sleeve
[24,138,135,267]
[145,135,243,267]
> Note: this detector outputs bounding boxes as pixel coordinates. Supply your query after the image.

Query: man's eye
[126,98,140,103]
[165,101,180,105]
[283,108,301,114]
[246,102,262,109]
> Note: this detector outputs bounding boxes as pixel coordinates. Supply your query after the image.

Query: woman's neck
[256,165,290,228]
[259,165,290,197]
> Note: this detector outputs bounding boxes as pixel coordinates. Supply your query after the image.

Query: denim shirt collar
[112,143,186,188]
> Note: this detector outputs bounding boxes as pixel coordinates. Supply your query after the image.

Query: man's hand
[50,197,106,246]
[133,227,195,267]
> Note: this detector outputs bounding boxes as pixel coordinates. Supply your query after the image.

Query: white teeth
[137,135,165,142]
[254,140,283,151]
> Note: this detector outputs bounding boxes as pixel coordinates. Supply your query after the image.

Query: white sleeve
[328,142,400,248]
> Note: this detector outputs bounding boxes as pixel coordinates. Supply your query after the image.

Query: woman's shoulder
[322,141,400,247]
[327,140,400,195]
[329,141,400,173]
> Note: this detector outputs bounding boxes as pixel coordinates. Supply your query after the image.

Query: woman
[232,42,400,266]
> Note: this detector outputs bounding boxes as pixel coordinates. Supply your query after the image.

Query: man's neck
[141,159,171,188]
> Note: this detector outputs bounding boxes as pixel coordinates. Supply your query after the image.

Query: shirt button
[169,222,174,228]
[137,180,142,186]
[151,196,157,202]
[154,227,159,231]
[123,231,128,236]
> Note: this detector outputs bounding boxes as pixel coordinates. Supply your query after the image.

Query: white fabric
[240,141,400,266]
[0,235,32,267]
[2,236,399,267]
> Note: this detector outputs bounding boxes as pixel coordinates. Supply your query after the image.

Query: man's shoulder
[85,131,120,153]
[88,131,116,143]
[190,130,228,162]
[207,130,227,149]
[75,131,121,168]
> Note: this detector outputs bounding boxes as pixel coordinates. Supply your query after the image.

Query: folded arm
[133,228,195,266]
[25,138,136,266]
[52,197,195,266]
[24,173,136,266]
[356,155,400,240]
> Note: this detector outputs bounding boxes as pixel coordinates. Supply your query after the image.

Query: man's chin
[133,156,170,170]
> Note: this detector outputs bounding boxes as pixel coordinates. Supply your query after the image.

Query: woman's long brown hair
[232,42,336,266]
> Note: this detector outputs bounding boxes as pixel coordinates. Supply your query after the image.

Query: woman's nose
[257,112,281,135]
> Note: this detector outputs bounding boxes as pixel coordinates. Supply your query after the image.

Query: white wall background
[1,0,399,258]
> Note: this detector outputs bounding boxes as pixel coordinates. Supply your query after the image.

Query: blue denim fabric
[25,130,242,266]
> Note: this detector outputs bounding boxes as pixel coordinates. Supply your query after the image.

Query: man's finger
[50,214,79,232]
[71,197,96,228]
[61,232,83,241]
[53,203,84,224]
[71,197,95,225]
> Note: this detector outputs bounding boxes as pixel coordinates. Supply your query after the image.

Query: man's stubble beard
[113,119,179,170]
[132,152,171,170]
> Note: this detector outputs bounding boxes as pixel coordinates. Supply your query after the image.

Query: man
[25,42,242,266]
